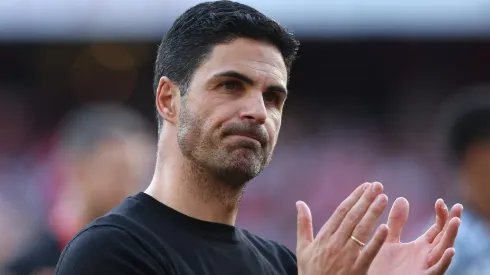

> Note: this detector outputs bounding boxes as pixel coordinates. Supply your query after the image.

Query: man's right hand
[296,182,389,275]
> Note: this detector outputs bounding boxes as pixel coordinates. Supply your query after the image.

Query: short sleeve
[55,225,163,275]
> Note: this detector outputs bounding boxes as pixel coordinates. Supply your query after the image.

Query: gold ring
[350,235,365,247]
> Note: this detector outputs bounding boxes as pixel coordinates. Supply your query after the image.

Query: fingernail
[375,195,385,204]
[372,182,381,192]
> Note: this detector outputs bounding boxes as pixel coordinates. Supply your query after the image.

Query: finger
[427,248,455,275]
[431,200,449,243]
[424,199,448,243]
[386,197,409,243]
[334,182,384,243]
[353,224,389,272]
[435,199,448,231]
[296,201,314,253]
[346,194,388,252]
[428,217,461,266]
[450,204,463,220]
[317,182,371,238]
[433,204,463,245]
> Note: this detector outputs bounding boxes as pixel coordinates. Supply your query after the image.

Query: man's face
[464,142,490,196]
[177,38,288,186]
[81,134,155,218]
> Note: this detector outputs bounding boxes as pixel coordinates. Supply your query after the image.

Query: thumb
[296,201,313,253]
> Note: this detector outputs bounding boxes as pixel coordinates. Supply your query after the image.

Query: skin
[147,38,287,225]
[460,141,490,220]
[297,183,463,275]
[54,134,153,228]
[77,135,154,221]
[146,37,462,274]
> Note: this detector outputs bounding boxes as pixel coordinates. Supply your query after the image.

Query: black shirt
[54,192,298,275]
[5,230,61,275]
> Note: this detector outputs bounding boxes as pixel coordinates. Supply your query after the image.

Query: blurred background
[1,0,490,273]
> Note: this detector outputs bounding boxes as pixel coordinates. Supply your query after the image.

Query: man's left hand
[368,198,463,275]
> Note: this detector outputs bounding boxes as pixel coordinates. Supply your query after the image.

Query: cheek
[203,107,232,136]
[178,104,201,136]
[179,105,220,149]
[267,112,282,143]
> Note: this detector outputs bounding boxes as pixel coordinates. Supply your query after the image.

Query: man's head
[56,103,156,219]
[448,109,490,169]
[154,1,298,186]
[442,86,490,207]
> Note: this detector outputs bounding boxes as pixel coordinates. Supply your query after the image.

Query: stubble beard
[177,102,272,197]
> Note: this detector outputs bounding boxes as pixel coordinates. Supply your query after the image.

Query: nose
[238,92,267,124]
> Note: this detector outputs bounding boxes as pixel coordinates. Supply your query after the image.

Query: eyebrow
[212,70,288,95]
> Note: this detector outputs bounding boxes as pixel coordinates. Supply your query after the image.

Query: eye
[263,91,280,104]
[220,81,240,92]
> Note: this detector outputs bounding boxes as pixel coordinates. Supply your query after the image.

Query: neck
[145,138,244,225]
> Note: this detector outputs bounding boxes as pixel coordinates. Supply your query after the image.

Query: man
[55,1,462,274]
[438,87,490,274]
[5,103,155,275]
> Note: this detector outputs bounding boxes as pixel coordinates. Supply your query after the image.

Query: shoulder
[55,224,161,275]
[239,228,296,257]
[239,229,297,271]
[63,223,138,253]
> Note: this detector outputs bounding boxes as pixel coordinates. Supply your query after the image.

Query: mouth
[233,133,260,141]
[221,124,268,147]
[227,133,264,146]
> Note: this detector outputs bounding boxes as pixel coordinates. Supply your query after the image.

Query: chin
[217,171,256,187]
[214,162,262,187]
[204,148,268,186]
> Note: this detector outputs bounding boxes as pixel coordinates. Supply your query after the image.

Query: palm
[368,198,463,275]
[371,239,432,274]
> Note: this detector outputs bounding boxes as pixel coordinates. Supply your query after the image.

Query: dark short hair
[448,108,490,164]
[440,86,490,165]
[153,0,299,127]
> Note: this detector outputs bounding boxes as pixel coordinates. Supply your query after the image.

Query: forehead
[196,38,288,86]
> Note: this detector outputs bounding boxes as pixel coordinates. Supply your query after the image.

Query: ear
[156,77,180,125]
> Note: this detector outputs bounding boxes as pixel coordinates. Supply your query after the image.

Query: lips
[231,133,262,143]
[225,131,268,147]
[222,123,269,146]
